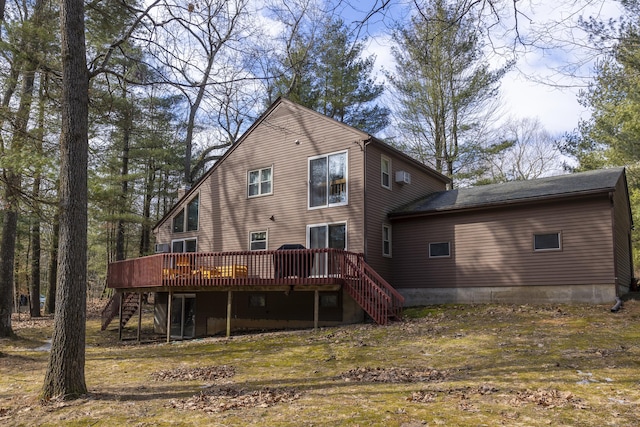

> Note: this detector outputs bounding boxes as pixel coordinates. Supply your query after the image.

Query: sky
[337,0,625,136]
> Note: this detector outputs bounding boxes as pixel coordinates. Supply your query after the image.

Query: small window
[320,293,339,308]
[250,231,267,250]
[248,166,273,197]
[249,294,266,307]
[382,224,392,257]
[534,232,561,251]
[381,156,391,189]
[429,242,450,258]
[187,195,199,231]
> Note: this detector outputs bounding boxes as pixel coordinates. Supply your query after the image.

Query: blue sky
[335,0,624,135]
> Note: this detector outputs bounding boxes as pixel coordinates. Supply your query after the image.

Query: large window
[429,242,450,258]
[381,156,391,189]
[248,166,273,197]
[187,195,199,231]
[534,232,561,251]
[250,231,268,250]
[172,195,199,232]
[309,151,347,208]
[382,224,392,257]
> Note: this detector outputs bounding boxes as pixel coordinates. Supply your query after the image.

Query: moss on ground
[1,302,640,426]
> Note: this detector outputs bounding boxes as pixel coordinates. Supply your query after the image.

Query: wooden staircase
[343,256,404,325]
[101,292,140,331]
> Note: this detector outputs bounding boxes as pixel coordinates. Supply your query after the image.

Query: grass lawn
[1,300,640,426]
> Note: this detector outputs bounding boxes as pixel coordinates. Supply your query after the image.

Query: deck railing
[106,249,404,325]
[107,248,349,289]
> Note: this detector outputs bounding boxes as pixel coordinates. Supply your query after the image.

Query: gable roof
[389,167,626,219]
[153,97,449,232]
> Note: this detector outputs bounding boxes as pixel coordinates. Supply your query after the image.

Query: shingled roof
[390,167,625,218]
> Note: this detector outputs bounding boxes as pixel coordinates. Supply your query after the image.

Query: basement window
[534,232,561,251]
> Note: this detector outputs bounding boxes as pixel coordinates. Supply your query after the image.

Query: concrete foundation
[399,284,618,306]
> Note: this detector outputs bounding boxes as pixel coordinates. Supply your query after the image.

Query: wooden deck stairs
[101,292,140,331]
[344,257,404,325]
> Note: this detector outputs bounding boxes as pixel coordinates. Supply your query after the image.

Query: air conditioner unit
[395,171,411,185]
[154,243,170,253]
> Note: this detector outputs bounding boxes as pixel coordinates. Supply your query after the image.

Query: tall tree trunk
[29,71,48,317]
[29,212,41,317]
[42,0,89,399]
[139,159,155,256]
[45,211,59,315]
[115,87,132,262]
[0,207,17,337]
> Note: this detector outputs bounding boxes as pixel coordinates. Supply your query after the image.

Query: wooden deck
[105,248,405,333]
[107,248,358,291]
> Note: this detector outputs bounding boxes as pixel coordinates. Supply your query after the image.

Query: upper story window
[382,224,392,257]
[172,194,199,233]
[534,232,561,251]
[248,166,273,197]
[309,151,347,208]
[381,156,391,189]
[250,231,267,250]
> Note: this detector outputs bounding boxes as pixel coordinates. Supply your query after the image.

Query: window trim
[308,150,348,209]
[187,194,199,231]
[381,156,391,190]
[382,224,392,257]
[171,237,197,253]
[429,242,451,258]
[533,232,562,252]
[172,194,199,233]
[249,230,268,251]
[247,166,273,198]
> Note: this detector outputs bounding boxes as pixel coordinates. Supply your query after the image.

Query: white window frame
[533,232,562,252]
[429,242,450,258]
[382,224,392,257]
[381,156,391,190]
[308,150,348,209]
[247,166,273,198]
[171,238,197,253]
[249,230,268,251]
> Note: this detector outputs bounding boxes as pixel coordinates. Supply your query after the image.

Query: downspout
[609,191,619,298]
[363,138,373,261]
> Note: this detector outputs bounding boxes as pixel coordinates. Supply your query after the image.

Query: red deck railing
[106,249,404,325]
[107,248,353,289]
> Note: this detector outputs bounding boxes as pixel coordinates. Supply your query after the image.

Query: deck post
[314,290,319,331]
[226,290,232,338]
[118,291,123,341]
[137,292,142,342]
[166,291,172,343]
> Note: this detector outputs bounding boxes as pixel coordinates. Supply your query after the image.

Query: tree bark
[45,211,59,315]
[41,0,89,400]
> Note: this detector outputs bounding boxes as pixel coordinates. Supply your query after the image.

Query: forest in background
[0,0,638,319]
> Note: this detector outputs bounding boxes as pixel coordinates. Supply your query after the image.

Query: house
[103,98,634,340]
[103,98,451,340]
[389,167,634,304]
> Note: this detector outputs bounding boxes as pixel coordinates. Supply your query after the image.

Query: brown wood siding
[392,196,616,289]
[156,100,367,254]
[364,143,448,283]
[613,175,633,289]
